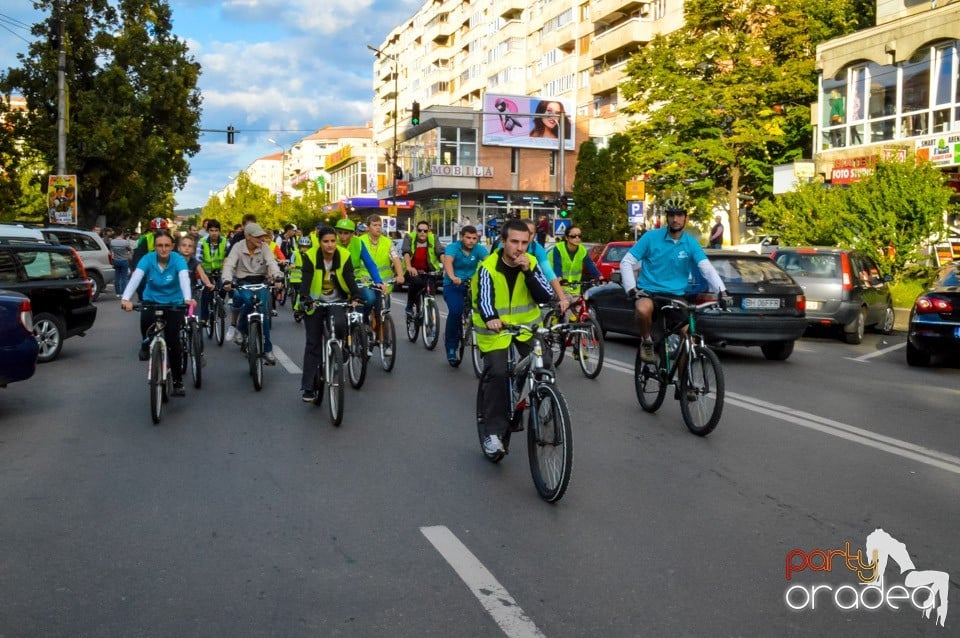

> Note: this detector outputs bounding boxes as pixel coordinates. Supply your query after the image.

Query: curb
[894,307,910,332]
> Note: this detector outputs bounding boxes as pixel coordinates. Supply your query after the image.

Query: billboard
[481,93,575,151]
[47,174,78,225]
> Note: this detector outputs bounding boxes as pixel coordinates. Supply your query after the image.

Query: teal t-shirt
[137,251,189,304]
[627,227,706,296]
[443,241,489,285]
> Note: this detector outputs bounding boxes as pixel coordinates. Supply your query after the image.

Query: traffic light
[411,101,420,126]
[227,125,235,144]
[558,194,569,218]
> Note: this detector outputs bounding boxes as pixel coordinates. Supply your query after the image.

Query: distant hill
[175,207,202,220]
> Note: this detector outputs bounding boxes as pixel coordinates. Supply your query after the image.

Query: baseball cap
[334,218,356,232]
[244,222,268,237]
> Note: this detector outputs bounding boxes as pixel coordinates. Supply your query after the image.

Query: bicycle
[345,304,368,389]
[233,281,271,392]
[361,282,397,372]
[405,270,442,350]
[542,279,606,379]
[634,295,725,436]
[275,263,290,307]
[448,280,483,377]
[202,270,227,346]
[475,323,574,503]
[178,302,204,389]
[303,299,353,426]
[135,303,186,424]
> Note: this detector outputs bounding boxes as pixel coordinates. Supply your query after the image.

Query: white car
[729,234,781,255]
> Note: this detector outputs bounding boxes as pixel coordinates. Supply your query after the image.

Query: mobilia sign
[830,156,876,185]
[431,165,494,178]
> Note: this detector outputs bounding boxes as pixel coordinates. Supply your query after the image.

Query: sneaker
[301,390,318,403]
[264,351,277,365]
[171,382,185,397]
[447,348,458,363]
[233,329,244,346]
[225,325,237,342]
[383,345,393,358]
[270,309,278,317]
[483,434,505,455]
[640,339,656,363]
[138,344,149,361]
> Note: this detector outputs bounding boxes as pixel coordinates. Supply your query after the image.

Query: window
[511,148,519,174]
[436,127,478,167]
[550,151,557,176]
[0,250,18,283]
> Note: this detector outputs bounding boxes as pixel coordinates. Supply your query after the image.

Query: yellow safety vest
[304,245,350,315]
[471,251,542,352]
[549,243,587,295]
[360,234,395,287]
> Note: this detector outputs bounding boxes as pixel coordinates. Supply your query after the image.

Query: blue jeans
[114,259,129,296]
[357,286,376,322]
[443,282,468,353]
[234,286,273,352]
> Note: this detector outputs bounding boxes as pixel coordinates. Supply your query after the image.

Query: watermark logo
[784,528,949,627]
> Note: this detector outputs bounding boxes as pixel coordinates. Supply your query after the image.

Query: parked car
[0,290,38,387]
[40,227,114,301]
[589,251,807,360]
[0,242,97,362]
[906,261,960,366]
[771,247,894,344]
[730,233,781,255]
[587,241,635,280]
[0,224,47,244]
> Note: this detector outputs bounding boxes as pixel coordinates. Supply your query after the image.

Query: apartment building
[368,0,685,235]
[814,0,960,189]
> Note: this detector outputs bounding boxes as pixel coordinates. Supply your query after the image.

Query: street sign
[627,201,644,225]
[387,205,398,217]
[383,216,397,233]
[625,180,645,201]
[554,219,570,236]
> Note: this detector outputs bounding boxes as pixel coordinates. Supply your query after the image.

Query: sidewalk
[894,307,910,332]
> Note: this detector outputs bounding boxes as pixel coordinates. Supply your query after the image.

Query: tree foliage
[756,160,953,277]
[201,174,334,232]
[571,134,636,242]
[1,0,201,229]
[619,0,867,242]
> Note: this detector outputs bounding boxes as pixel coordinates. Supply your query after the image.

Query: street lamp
[268,137,285,214]
[367,44,400,211]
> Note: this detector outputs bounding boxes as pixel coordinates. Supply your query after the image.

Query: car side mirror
[610,271,621,284]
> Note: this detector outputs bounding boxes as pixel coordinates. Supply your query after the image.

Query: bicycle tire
[311,362,324,407]
[635,344,666,412]
[277,283,287,306]
[544,310,565,367]
[476,377,506,463]
[249,320,264,391]
[327,341,345,426]
[470,326,483,378]
[179,329,189,376]
[347,323,368,389]
[190,324,203,389]
[680,345,724,436]
[576,317,604,379]
[527,383,573,502]
[405,300,419,342]
[380,314,396,372]
[149,341,163,424]
[205,301,215,339]
[422,298,441,350]
[214,299,225,346]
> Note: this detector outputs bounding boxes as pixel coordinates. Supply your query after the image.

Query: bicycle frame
[653,298,718,387]
[145,309,170,385]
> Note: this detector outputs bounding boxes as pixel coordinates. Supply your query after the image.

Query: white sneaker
[264,351,277,365]
[225,325,237,342]
[233,329,244,346]
[483,434,505,455]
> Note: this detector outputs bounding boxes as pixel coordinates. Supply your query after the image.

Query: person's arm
[197,263,214,289]
[442,253,459,284]
[696,259,725,293]
[476,267,498,323]
[342,258,362,299]
[121,268,145,301]
[178,269,193,304]
[300,254,315,300]
[583,252,602,280]
[359,243,382,284]
[620,251,641,293]
[525,264,554,304]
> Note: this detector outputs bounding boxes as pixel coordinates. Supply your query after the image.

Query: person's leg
[358,286,375,324]
[443,283,465,353]
[478,347,511,439]
[406,275,425,314]
[258,286,273,352]
[300,311,323,393]
[165,312,185,385]
[235,289,252,335]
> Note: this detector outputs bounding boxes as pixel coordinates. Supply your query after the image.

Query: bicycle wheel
[380,314,396,372]
[405,299,419,342]
[576,317,604,379]
[190,324,203,389]
[149,341,163,424]
[214,299,226,346]
[277,283,287,306]
[248,320,264,391]
[449,313,466,367]
[476,379,506,463]
[179,329,189,376]
[527,383,573,502]
[422,298,440,350]
[679,344,724,436]
[327,341,345,426]
[543,310,565,367]
[634,344,667,412]
[347,323,368,389]
[311,362,324,407]
[205,300,215,339]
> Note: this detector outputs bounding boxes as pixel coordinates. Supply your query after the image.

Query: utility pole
[55,1,66,175]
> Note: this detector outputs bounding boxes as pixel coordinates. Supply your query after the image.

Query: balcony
[592,0,644,25]
[591,18,653,59]
[498,0,526,19]
[495,19,525,42]
[590,62,627,95]
[542,21,576,52]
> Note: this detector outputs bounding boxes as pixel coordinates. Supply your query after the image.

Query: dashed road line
[848,341,906,362]
[271,345,301,374]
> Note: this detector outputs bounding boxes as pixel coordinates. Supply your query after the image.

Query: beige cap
[244,222,268,237]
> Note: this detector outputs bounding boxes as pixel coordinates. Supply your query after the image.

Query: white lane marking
[848,341,906,362]
[420,526,547,638]
[271,345,301,374]
[604,356,960,476]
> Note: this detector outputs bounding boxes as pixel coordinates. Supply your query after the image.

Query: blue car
[906,261,960,366]
[0,289,39,387]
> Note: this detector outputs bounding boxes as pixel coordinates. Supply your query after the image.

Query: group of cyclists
[120,194,731,460]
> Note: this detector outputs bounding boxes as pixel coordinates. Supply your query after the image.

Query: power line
[0,12,33,30]
[0,23,32,46]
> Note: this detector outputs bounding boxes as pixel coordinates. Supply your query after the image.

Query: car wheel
[34,312,65,363]
[88,271,104,301]
[878,304,895,335]
[906,340,931,367]
[843,308,866,344]
[760,340,794,361]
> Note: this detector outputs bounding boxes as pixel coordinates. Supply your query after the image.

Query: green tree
[572,134,637,242]
[1,0,201,229]
[201,172,273,230]
[620,0,865,243]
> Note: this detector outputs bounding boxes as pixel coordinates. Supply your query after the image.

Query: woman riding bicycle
[120,229,195,396]
[299,226,363,403]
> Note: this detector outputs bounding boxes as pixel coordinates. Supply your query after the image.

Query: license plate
[742,297,781,310]
[806,301,821,310]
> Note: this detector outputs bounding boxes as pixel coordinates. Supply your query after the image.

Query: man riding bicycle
[358,214,405,349]
[402,220,446,319]
[442,224,488,364]
[619,196,729,364]
[198,219,227,325]
[222,222,283,365]
[473,219,554,455]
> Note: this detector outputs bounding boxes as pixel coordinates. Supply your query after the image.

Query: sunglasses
[417,228,428,233]
[566,233,581,239]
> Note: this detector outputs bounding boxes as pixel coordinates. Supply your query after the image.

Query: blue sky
[0,0,420,210]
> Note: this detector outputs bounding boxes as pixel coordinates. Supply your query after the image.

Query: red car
[588,241,635,280]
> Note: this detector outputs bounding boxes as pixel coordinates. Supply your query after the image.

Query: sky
[0,0,421,211]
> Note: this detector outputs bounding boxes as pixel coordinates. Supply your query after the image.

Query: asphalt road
[0,295,956,637]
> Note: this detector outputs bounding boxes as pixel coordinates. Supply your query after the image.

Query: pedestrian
[708,215,724,249]
[110,229,133,298]
[536,213,549,245]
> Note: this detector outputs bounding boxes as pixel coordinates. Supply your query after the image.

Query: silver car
[40,227,115,301]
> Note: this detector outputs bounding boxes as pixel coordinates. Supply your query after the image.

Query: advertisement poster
[47,174,78,225]
[481,93,575,151]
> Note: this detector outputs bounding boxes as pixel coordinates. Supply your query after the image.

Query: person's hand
[486,318,503,333]
[205,282,215,291]
[377,282,388,293]
[627,288,638,301]
[187,298,197,310]
[407,266,419,277]
[514,253,530,271]
[222,281,233,291]
[719,290,733,310]
[396,274,405,286]
[120,299,133,312]
[558,296,570,315]
[452,276,462,285]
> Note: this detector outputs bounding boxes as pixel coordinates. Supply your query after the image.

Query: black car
[0,242,97,362]
[589,250,807,360]
[906,261,960,366]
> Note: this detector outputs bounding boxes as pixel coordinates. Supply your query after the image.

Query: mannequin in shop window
[829,90,845,147]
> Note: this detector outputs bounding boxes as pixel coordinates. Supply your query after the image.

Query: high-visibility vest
[288,250,304,283]
[471,251,542,352]
[303,245,350,315]
[359,234,395,284]
[410,232,440,271]
[200,237,227,271]
[549,243,587,294]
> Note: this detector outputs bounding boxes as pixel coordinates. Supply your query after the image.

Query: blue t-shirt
[443,241,489,285]
[528,240,557,282]
[627,227,706,296]
[137,251,189,304]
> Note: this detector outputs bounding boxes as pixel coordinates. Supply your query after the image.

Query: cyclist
[279,223,298,261]
[131,217,167,270]
[222,222,283,365]
[441,224,488,363]
[176,235,215,292]
[289,235,310,318]
[520,218,569,315]
[619,196,729,364]
[358,215,404,342]
[198,219,228,325]
[473,218,554,455]
[120,229,194,397]
[299,225,363,402]
[547,222,602,300]
[402,220,446,319]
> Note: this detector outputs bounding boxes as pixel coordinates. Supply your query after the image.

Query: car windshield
[712,257,794,284]
[774,252,840,279]
[604,245,630,262]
